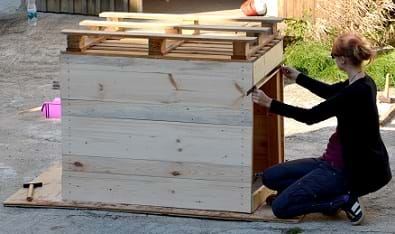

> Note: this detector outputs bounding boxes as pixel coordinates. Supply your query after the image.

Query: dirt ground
[0,13,394,234]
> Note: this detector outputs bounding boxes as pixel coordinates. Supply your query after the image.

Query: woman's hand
[252,89,272,108]
[280,65,301,80]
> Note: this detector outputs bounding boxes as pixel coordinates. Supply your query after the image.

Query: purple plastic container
[41,97,61,119]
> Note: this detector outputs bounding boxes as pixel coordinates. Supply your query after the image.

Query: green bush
[284,42,395,90]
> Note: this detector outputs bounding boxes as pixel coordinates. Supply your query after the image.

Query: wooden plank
[60,0,74,13]
[61,53,253,108]
[129,0,143,12]
[74,0,82,14]
[100,0,110,12]
[253,71,284,173]
[66,35,85,52]
[62,29,257,43]
[98,12,283,24]
[380,104,395,126]
[253,39,283,84]
[74,0,87,14]
[63,155,250,182]
[252,186,275,212]
[148,38,166,55]
[63,99,251,126]
[3,162,301,222]
[79,20,178,30]
[47,0,60,12]
[61,116,252,167]
[109,0,115,11]
[66,35,106,52]
[175,25,272,34]
[61,67,251,109]
[252,101,270,174]
[114,0,126,11]
[96,0,102,15]
[63,170,251,212]
[232,41,249,60]
[278,0,285,17]
[87,0,96,15]
[36,0,47,12]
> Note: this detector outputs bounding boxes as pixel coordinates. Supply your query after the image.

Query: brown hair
[331,33,375,65]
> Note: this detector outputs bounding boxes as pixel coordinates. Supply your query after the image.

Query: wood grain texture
[62,116,252,167]
[63,170,251,212]
[252,71,284,174]
[62,99,252,126]
[129,0,143,12]
[47,0,60,12]
[60,0,74,13]
[253,39,283,85]
[62,29,257,42]
[99,12,283,24]
[36,0,47,11]
[60,54,253,120]
[4,162,301,222]
[63,154,250,183]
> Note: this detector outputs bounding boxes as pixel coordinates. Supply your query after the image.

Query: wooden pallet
[63,12,283,61]
[4,162,301,223]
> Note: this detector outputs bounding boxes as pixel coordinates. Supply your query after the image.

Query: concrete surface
[0,13,394,234]
[0,0,23,20]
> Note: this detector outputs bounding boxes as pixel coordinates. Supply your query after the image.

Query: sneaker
[342,196,365,225]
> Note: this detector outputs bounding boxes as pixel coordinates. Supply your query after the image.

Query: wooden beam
[62,29,257,43]
[129,0,143,12]
[175,25,272,34]
[232,41,250,60]
[252,186,275,212]
[380,104,395,126]
[66,35,85,52]
[148,38,166,56]
[379,74,394,103]
[79,20,178,30]
[99,12,284,24]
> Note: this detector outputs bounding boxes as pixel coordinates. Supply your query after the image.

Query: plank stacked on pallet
[61,12,284,213]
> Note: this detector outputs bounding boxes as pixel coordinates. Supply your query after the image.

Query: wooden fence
[37,0,325,20]
[279,0,326,19]
[36,0,142,15]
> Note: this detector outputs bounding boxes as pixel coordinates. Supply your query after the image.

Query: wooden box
[61,12,284,213]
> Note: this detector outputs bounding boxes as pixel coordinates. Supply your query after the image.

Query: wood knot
[73,161,83,167]
[171,171,181,176]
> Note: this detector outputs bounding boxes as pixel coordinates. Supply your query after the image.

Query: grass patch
[284,42,395,90]
[284,227,304,234]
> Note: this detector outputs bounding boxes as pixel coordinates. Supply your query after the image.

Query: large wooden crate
[61,12,284,213]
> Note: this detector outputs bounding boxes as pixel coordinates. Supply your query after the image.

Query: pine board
[63,170,251,212]
[62,116,252,167]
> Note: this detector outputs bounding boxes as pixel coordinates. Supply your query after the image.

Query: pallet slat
[99,12,283,24]
[175,24,272,34]
[62,29,257,42]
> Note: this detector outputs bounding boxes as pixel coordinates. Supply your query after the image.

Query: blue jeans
[262,158,350,219]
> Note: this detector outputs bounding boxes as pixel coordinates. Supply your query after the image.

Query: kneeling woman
[252,33,391,225]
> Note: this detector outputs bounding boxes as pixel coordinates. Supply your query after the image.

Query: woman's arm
[296,73,348,99]
[268,91,348,125]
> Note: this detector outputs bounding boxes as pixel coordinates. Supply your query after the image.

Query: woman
[252,33,391,225]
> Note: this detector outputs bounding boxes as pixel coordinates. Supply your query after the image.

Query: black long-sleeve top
[270,73,392,196]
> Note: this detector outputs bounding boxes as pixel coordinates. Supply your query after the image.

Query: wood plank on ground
[3,162,301,223]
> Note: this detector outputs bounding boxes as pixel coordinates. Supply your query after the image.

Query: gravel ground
[0,13,394,234]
